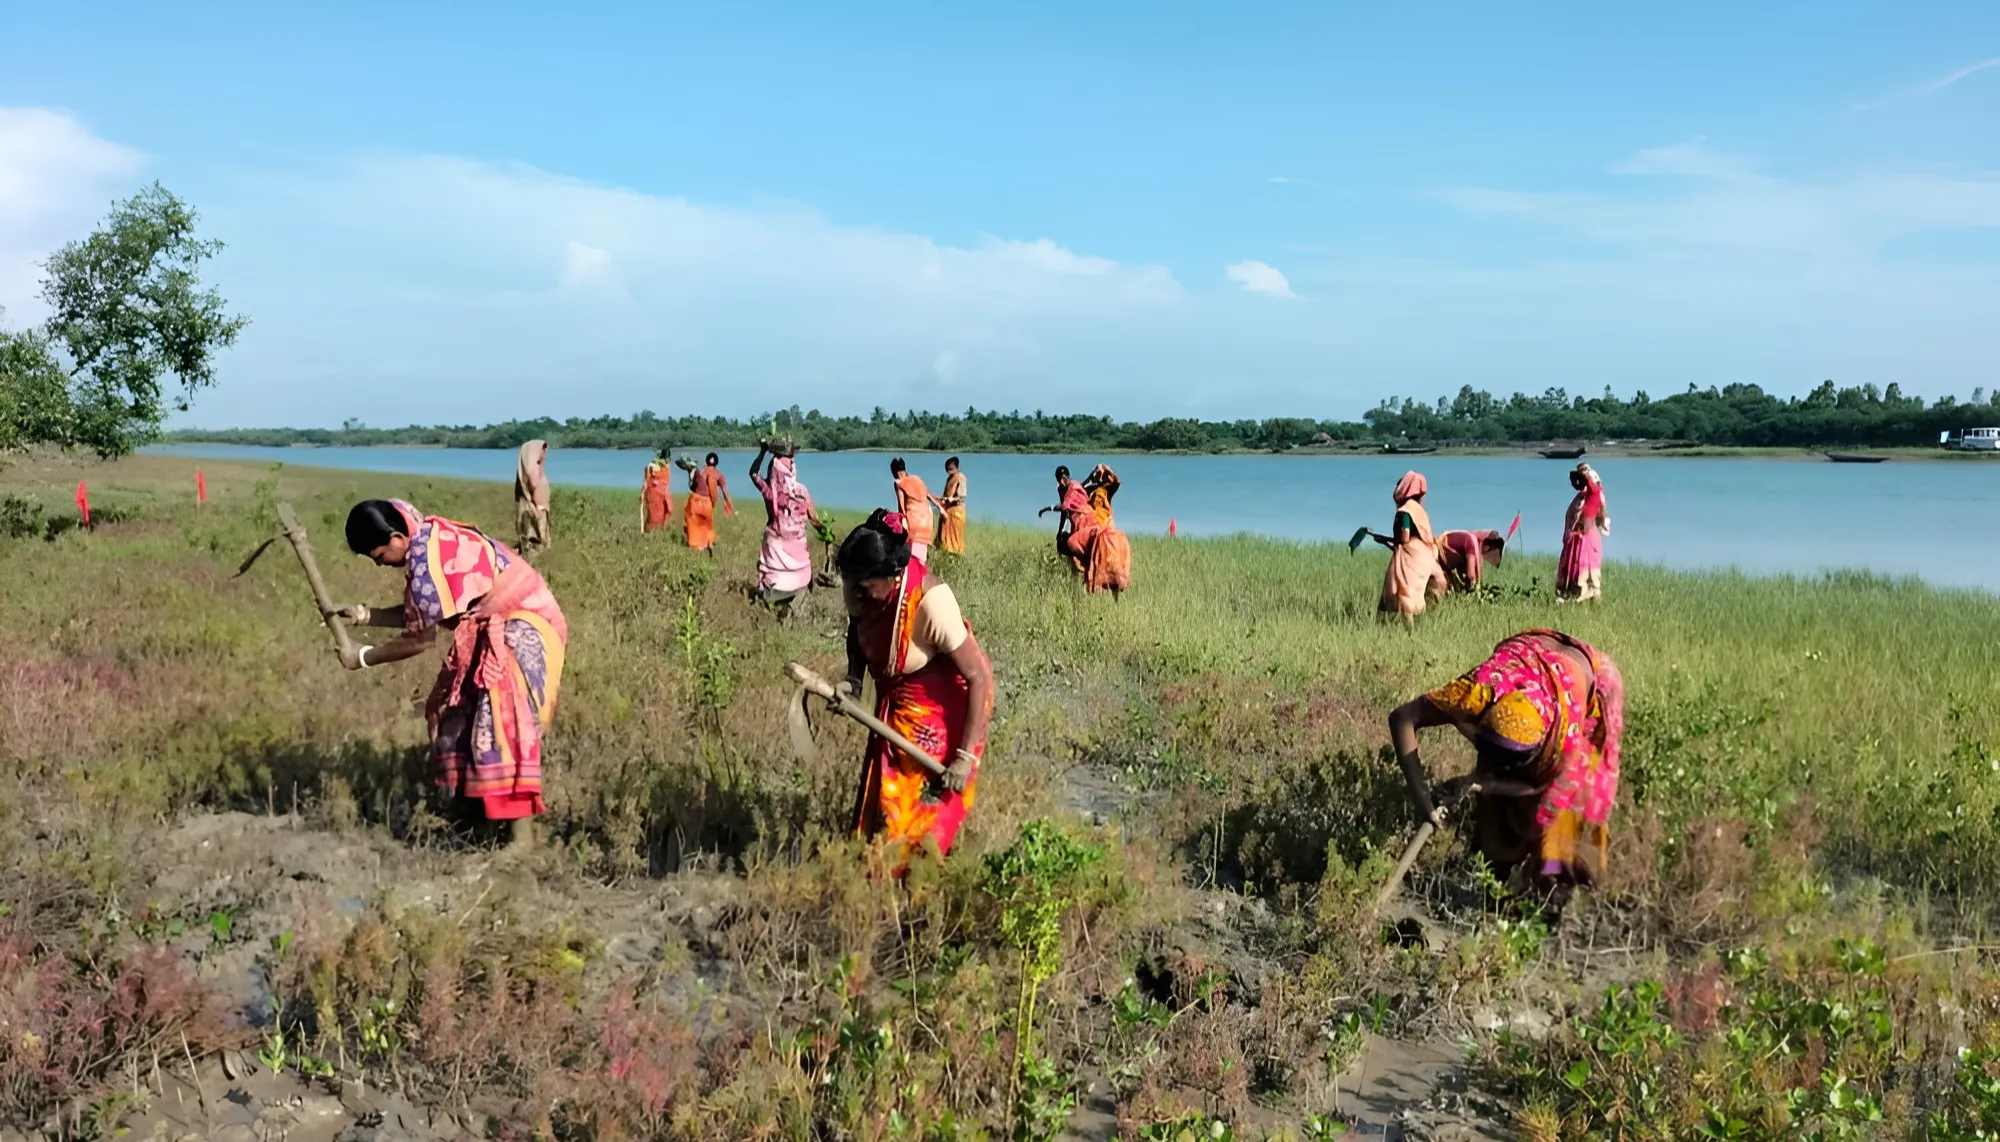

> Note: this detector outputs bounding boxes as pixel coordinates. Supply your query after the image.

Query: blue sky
[2,1,1997,427]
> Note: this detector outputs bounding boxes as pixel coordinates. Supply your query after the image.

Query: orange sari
[895,473,935,553]
[852,560,983,861]
[684,468,721,550]
[641,462,675,532]
[936,471,967,554]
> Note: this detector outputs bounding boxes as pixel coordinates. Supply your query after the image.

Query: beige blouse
[845,581,969,674]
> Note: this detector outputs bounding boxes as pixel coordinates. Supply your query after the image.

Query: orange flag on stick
[196,469,207,506]
[1168,519,1177,537]
[76,481,91,530]
[1505,512,1522,543]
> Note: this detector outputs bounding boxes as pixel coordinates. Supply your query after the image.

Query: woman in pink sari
[1389,628,1624,890]
[331,499,568,847]
[1379,471,1441,619]
[1556,463,1609,602]
[749,441,820,610]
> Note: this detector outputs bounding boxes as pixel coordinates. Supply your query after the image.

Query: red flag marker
[1505,512,1522,543]
[196,469,207,506]
[1168,519,1177,537]
[76,481,91,531]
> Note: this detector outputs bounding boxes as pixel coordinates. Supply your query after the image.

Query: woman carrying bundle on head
[839,510,994,864]
[1388,629,1624,893]
[641,451,676,533]
[1557,463,1610,602]
[1379,471,1441,619]
[513,440,552,554]
[749,439,820,609]
[328,499,569,847]
[1040,465,1131,596]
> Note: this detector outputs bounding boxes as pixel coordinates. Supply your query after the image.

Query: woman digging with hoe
[839,509,994,866]
[1386,629,1624,909]
[328,499,569,849]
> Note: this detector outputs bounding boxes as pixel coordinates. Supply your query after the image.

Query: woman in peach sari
[513,440,552,554]
[1379,471,1441,619]
[332,499,568,847]
[840,510,994,865]
[1389,629,1624,890]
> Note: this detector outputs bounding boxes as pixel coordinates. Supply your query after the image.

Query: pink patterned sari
[392,501,569,821]
[1423,629,1624,883]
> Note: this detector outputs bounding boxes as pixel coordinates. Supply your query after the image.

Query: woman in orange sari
[891,457,935,562]
[641,452,675,533]
[1040,466,1130,596]
[930,457,968,554]
[1085,464,1121,527]
[1388,629,1624,888]
[332,499,568,847]
[840,510,994,863]
[1379,471,1441,619]
[685,452,731,554]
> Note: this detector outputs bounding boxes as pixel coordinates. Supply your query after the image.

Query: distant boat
[1539,446,1586,460]
[1384,443,1437,455]
[1826,452,1889,464]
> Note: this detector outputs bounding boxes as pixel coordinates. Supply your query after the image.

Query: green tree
[0,324,75,451]
[17,183,247,456]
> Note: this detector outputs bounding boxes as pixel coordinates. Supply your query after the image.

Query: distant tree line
[170,381,2000,454]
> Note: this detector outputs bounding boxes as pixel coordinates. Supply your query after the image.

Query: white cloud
[201,152,1187,423]
[1919,56,2000,97]
[559,240,614,290]
[1225,259,1298,299]
[1613,140,1772,184]
[0,108,146,324]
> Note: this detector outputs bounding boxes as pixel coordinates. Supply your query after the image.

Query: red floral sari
[852,559,984,861]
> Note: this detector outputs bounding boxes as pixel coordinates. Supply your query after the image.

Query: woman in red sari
[840,510,994,863]
[332,499,568,847]
[1388,629,1624,889]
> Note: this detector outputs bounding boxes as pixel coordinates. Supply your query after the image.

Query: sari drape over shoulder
[1424,629,1624,884]
[851,559,984,862]
[641,461,675,532]
[937,471,968,554]
[393,501,568,821]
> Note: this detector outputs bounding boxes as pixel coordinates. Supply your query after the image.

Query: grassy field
[7,451,2000,1140]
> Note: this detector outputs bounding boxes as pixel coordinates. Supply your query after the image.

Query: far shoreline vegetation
[167,380,2000,455]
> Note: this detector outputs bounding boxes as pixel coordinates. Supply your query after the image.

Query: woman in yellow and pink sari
[1388,629,1624,888]
[1379,471,1441,619]
[332,499,568,845]
[840,510,994,865]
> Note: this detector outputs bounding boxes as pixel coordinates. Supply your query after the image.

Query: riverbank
[163,434,2000,461]
[8,452,2000,1139]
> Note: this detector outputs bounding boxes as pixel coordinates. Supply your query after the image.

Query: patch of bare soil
[64,762,1540,1141]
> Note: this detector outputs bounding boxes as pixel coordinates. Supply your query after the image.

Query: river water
[147,444,2000,591]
